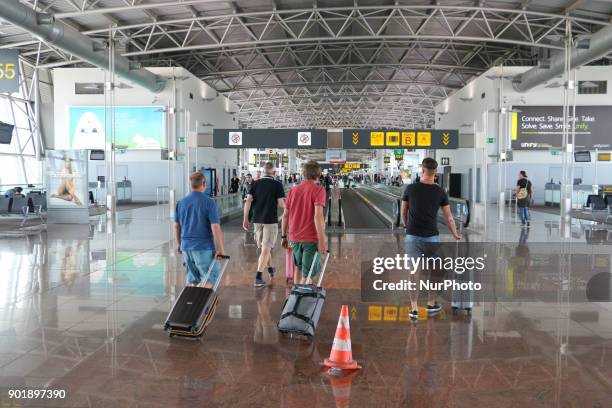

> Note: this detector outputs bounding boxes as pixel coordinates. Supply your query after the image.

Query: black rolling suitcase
[278,251,330,337]
[164,255,230,339]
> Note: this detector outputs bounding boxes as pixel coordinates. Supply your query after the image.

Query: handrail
[439,197,471,229]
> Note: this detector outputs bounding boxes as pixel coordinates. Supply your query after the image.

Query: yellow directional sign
[383,306,398,321]
[417,131,431,146]
[343,129,458,149]
[386,132,400,146]
[442,132,450,146]
[370,131,384,146]
[368,305,382,321]
[402,132,415,146]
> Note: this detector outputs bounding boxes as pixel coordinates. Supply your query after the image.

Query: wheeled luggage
[451,269,474,313]
[278,251,330,337]
[164,255,230,338]
[451,240,473,314]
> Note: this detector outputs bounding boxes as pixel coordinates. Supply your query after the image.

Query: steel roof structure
[2,0,612,130]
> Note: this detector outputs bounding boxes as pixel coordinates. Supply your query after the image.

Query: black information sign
[343,129,458,149]
[512,106,612,150]
[214,128,326,148]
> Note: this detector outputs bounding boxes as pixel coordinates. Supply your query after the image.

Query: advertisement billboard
[511,106,612,150]
[69,106,165,149]
[46,150,88,209]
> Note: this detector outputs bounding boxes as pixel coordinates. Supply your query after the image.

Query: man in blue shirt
[174,172,226,288]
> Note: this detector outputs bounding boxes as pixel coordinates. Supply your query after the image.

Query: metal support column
[105,28,117,224]
[496,66,506,222]
[560,20,575,228]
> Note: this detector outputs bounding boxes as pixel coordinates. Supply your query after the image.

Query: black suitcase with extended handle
[164,255,230,339]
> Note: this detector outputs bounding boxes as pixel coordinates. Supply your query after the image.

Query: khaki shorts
[254,223,278,249]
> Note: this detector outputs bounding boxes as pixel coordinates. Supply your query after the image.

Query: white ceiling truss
[2,1,610,129]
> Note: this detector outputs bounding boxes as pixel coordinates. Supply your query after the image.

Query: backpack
[516,180,530,200]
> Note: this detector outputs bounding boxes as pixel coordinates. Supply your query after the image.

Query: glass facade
[0,74,42,190]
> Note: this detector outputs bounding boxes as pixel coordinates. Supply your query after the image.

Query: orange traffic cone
[324,305,360,370]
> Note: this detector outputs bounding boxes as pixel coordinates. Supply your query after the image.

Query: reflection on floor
[1,205,611,407]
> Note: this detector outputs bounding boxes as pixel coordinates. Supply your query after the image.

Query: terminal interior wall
[435,66,612,203]
[53,67,238,201]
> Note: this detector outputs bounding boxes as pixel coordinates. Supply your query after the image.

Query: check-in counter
[117,180,132,203]
[545,183,597,207]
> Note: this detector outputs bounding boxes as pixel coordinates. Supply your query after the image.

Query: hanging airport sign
[343,129,458,149]
[383,156,391,164]
[393,149,404,155]
[598,152,611,162]
[511,106,612,150]
[441,157,450,165]
[342,163,361,170]
[394,153,403,160]
[213,128,326,148]
[0,50,20,94]
[325,149,347,162]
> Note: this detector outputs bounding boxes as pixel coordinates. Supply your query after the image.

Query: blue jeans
[519,207,530,225]
[182,249,221,286]
[404,234,440,259]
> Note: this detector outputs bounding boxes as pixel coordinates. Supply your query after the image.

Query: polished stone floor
[1,204,612,407]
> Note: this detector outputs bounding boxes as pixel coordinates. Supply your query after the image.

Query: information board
[511,106,612,150]
[343,129,458,149]
[214,128,326,148]
[0,50,19,93]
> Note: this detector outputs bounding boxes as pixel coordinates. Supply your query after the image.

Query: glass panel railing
[213,193,243,218]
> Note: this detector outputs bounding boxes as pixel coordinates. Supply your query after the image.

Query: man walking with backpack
[515,170,533,227]
[243,162,286,287]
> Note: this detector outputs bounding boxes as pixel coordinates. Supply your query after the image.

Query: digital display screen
[69,106,165,149]
[574,151,592,162]
[89,149,105,160]
[0,121,14,144]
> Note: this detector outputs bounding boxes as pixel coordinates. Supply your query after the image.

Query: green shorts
[290,242,320,278]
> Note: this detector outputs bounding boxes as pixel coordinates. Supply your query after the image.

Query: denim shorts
[182,249,221,286]
[404,234,441,259]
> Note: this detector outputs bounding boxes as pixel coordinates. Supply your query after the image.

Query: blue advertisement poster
[68,106,165,149]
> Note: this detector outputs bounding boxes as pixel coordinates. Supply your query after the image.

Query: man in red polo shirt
[281,160,328,285]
